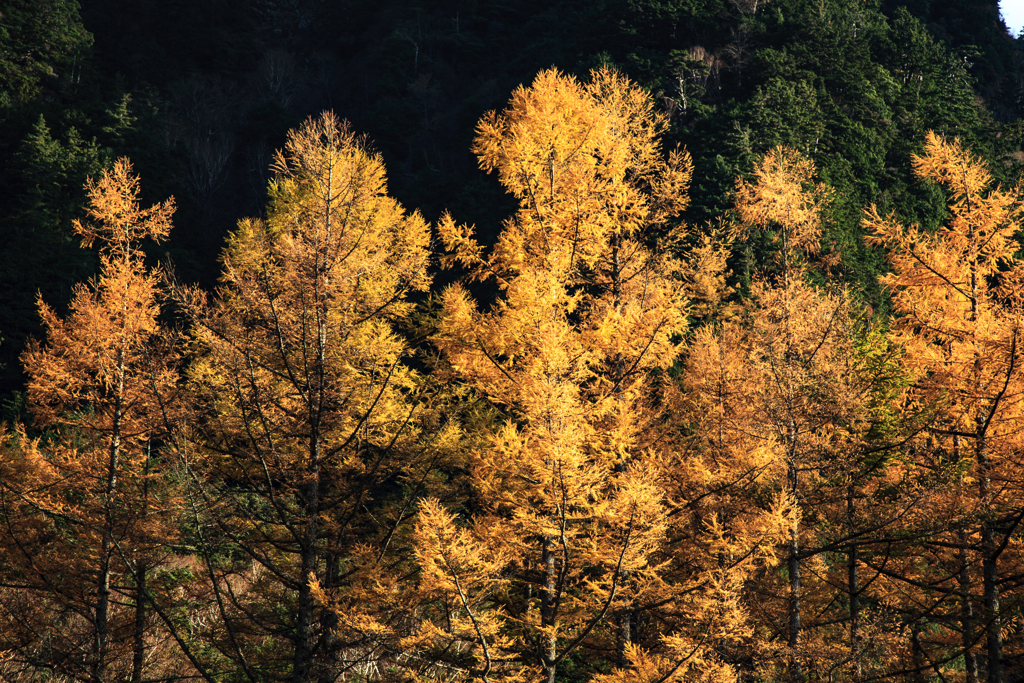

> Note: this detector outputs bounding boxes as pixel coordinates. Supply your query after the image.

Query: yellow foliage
[672,147,874,680]
[864,132,1024,678]
[418,66,733,683]
[734,146,831,272]
[10,159,184,682]
[186,112,435,679]
[73,157,174,256]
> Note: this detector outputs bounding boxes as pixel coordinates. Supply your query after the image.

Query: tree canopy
[2,1,1024,682]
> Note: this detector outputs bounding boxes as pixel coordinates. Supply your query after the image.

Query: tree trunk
[911,623,927,683]
[981,522,1002,683]
[616,611,631,668]
[967,220,1003,683]
[318,550,342,683]
[847,484,861,682]
[132,565,147,683]
[977,433,1002,683]
[95,353,125,683]
[294,432,321,683]
[959,525,979,683]
[132,442,153,683]
[787,457,801,682]
[782,238,801,682]
[94,546,112,683]
[541,538,557,683]
[611,231,632,668]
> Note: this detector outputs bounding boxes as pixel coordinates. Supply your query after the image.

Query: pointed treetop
[73,157,174,257]
[447,66,692,284]
[865,131,1024,308]
[734,146,831,256]
[912,130,992,200]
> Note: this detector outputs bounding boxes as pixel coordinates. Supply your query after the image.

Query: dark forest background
[1,0,1022,406]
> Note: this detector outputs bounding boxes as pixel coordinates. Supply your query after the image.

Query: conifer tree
[185,111,433,683]
[409,66,748,683]
[681,147,880,682]
[865,131,1024,683]
[1,158,184,683]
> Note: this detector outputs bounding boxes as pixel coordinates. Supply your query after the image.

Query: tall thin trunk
[847,483,861,683]
[131,442,153,683]
[977,434,1002,683]
[911,623,927,683]
[781,227,801,682]
[958,453,980,683]
[611,231,633,668]
[981,522,1002,683]
[95,349,125,683]
[95,547,112,683]
[318,550,342,683]
[787,456,802,682]
[968,245,1003,683]
[294,433,321,683]
[541,538,557,683]
[132,566,147,683]
[611,232,623,393]
[616,611,631,668]
[959,538,980,683]
[297,178,331,683]
[294,358,324,681]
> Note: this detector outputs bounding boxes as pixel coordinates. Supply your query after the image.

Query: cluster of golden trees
[2,67,1024,683]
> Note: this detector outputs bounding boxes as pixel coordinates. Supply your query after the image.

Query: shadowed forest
[4,1,1024,682]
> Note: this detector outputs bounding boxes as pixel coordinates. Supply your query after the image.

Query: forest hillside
[2,1,1024,682]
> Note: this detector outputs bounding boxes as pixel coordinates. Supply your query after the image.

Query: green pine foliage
[0,2,1023,680]
[0,0,92,107]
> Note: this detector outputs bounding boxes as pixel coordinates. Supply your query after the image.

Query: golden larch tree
[865,131,1024,683]
[2,158,185,683]
[185,111,434,683]
[410,67,740,683]
[682,146,878,681]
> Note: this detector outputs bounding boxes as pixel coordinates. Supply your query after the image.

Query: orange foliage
[414,67,739,683]
[3,158,187,683]
[186,111,435,681]
[865,131,1024,683]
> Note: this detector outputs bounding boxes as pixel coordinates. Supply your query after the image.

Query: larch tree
[682,284,873,682]
[736,147,834,679]
[865,131,1024,683]
[409,67,740,683]
[184,111,435,683]
[683,146,878,681]
[1,158,185,683]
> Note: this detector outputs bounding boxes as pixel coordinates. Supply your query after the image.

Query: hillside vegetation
[2,1,1024,682]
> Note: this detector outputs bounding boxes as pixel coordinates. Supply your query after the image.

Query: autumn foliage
[2,158,186,683]
[3,71,1024,683]
[865,132,1024,683]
